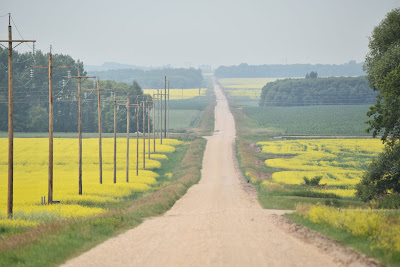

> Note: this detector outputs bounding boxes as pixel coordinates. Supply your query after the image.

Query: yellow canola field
[258,139,383,197]
[298,204,400,252]
[218,78,281,99]
[143,88,207,100]
[0,138,182,225]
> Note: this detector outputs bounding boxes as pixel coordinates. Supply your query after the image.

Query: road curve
[62,83,340,267]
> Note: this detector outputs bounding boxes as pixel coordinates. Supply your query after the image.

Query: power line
[10,15,34,50]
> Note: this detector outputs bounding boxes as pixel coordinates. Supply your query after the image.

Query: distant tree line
[259,76,376,107]
[215,61,365,78]
[0,47,152,133]
[87,68,204,89]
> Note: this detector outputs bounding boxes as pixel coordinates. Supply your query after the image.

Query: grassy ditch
[287,213,400,266]
[0,138,206,266]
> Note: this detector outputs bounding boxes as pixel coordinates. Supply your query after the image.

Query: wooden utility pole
[136,104,140,176]
[164,76,167,138]
[118,98,139,182]
[113,91,117,183]
[126,97,130,182]
[160,87,163,144]
[147,98,151,159]
[153,94,156,153]
[64,63,95,195]
[85,81,112,184]
[157,89,160,143]
[0,14,36,218]
[124,102,139,180]
[142,99,146,169]
[167,81,170,139]
[31,46,70,204]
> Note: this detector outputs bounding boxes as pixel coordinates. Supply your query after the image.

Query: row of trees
[88,68,204,88]
[214,61,365,78]
[259,76,376,107]
[0,48,152,133]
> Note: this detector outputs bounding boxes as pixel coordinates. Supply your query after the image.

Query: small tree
[305,71,318,79]
[356,143,400,201]
[303,175,322,186]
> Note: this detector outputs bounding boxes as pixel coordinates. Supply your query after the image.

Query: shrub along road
[63,82,373,266]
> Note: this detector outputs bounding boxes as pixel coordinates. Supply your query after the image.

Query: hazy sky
[1,0,399,68]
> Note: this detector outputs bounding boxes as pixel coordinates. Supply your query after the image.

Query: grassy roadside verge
[287,213,400,266]
[0,138,206,266]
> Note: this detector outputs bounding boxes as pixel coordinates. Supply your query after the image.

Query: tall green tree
[357,8,400,201]
[364,8,400,145]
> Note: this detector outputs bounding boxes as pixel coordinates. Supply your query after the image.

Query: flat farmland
[218,78,279,89]
[0,138,182,227]
[218,78,279,106]
[243,105,371,136]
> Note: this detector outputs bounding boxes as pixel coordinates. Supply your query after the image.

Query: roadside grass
[0,138,206,267]
[287,213,400,266]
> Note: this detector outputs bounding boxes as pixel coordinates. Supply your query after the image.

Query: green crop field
[167,110,201,129]
[243,105,371,136]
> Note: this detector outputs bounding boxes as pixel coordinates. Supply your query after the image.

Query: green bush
[377,194,400,209]
[303,175,323,186]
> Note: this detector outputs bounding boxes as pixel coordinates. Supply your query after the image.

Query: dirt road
[62,84,369,266]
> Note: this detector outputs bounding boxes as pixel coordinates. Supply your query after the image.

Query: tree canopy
[0,48,151,133]
[357,8,400,202]
[364,8,400,145]
[259,76,375,107]
[214,62,365,78]
[87,68,203,89]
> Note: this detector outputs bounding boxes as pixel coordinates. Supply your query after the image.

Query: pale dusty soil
[62,84,380,267]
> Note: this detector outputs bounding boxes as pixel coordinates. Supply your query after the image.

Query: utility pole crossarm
[84,89,113,91]
[65,76,96,79]
[32,66,71,69]
[0,40,36,42]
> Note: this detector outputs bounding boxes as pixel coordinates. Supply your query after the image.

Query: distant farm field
[168,110,201,129]
[143,88,206,100]
[219,78,279,89]
[243,105,371,136]
[219,78,280,106]
[144,87,211,130]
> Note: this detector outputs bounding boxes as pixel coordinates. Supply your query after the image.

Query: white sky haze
[2,0,399,68]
